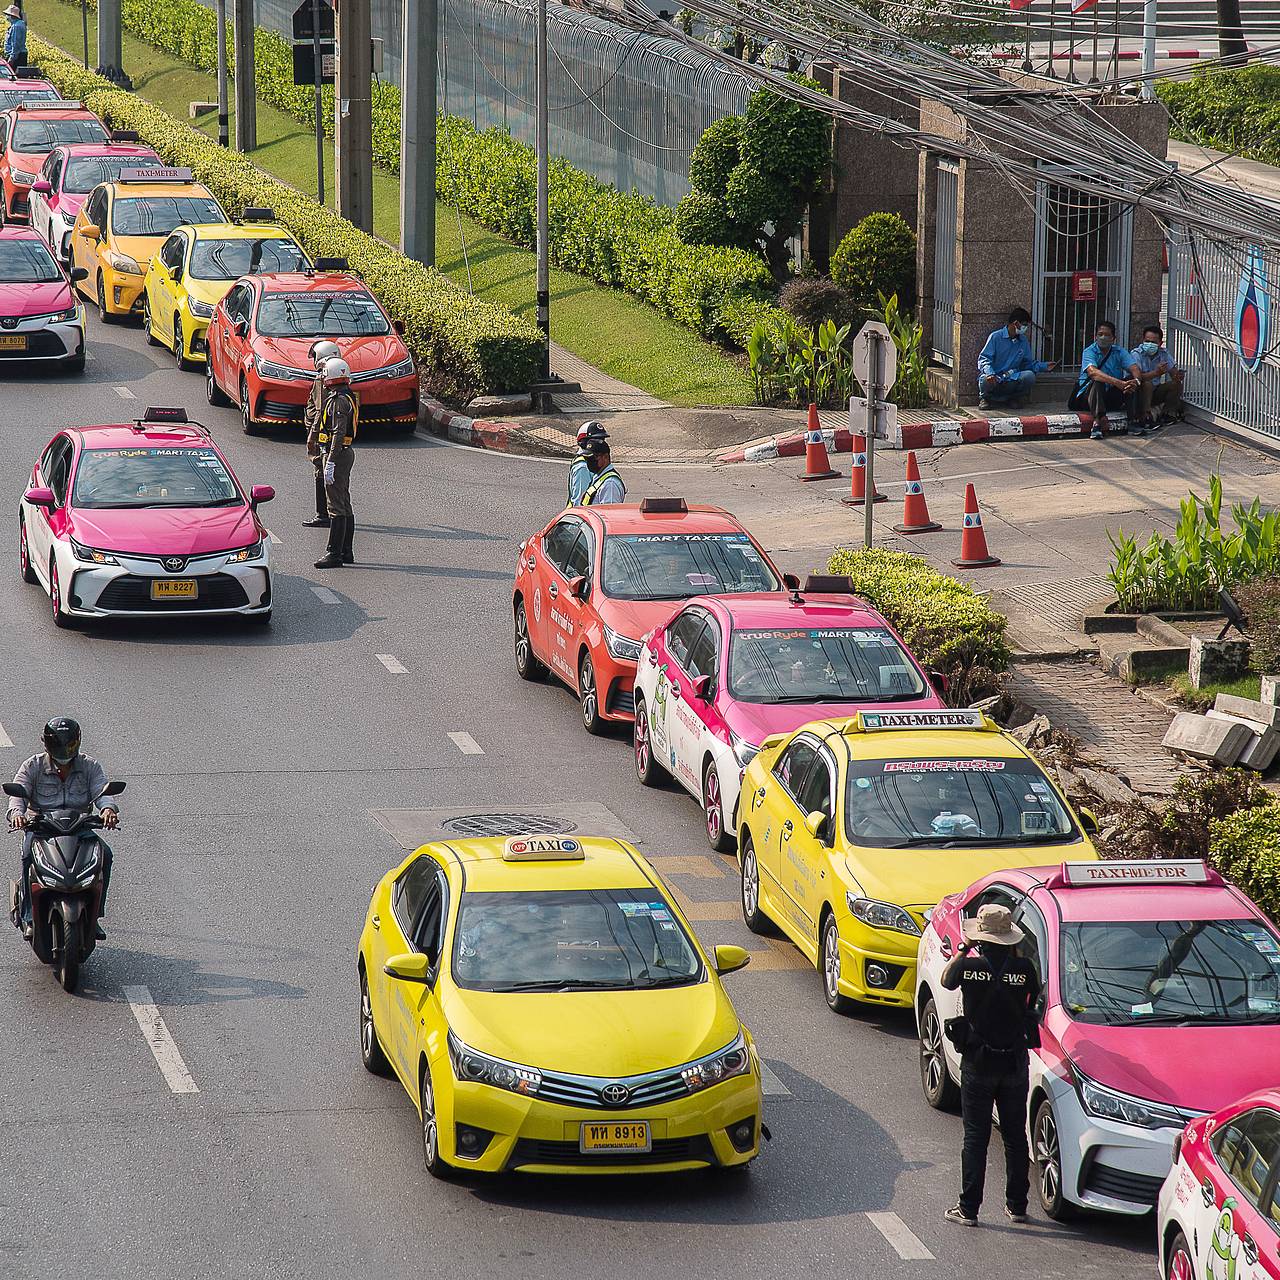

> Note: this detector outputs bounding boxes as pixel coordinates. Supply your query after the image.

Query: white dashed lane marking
[123,985,198,1095]
[375,654,408,674]
[311,586,340,604]
[113,386,136,399]
[268,531,283,546]
[759,1062,791,1097]
[866,1211,934,1261]
[447,732,484,755]
[0,722,12,749]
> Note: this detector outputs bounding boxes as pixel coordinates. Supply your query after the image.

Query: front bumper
[103,268,145,316]
[61,549,271,618]
[0,313,85,363]
[595,650,638,722]
[180,312,210,364]
[5,181,32,220]
[251,371,419,425]
[832,915,919,1008]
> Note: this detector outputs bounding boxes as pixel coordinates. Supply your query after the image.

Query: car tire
[633,697,662,787]
[240,377,263,436]
[419,1065,453,1180]
[702,760,735,854]
[96,273,116,325]
[578,651,604,736]
[821,912,854,1015]
[19,513,37,584]
[1034,1098,1074,1221]
[358,967,391,1076]
[918,995,961,1111]
[62,353,86,374]
[1166,1231,1194,1280]
[49,554,74,629]
[513,600,544,681]
[143,293,160,345]
[173,314,193,371]
[740,836,775,936]
[206,355,230,407]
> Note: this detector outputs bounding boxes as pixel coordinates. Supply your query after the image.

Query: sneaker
[95,922,106,941]
[977,398,991,411]
[303,516,330,528]
[1129,423,1147,437]
[945,1204,977,1226]
[1089,427,1103,440]
[1005,1207,1029,1224]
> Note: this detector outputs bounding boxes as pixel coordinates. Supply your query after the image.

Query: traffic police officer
[581,432,626,505]
[314,358,359,569]
[303,340,341,527]
[566,421,603,507]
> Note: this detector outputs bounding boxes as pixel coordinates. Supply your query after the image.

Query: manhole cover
[439,813,577,838]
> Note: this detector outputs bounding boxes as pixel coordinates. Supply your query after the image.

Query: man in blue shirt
[1068,320,1140,439]
[1132,323,1184,430]
[977,308,1055,410]
[4,4,26,67]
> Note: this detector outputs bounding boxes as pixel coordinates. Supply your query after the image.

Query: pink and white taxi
[633,577,945,851]
[915,859,1280,1221]
[0,226,86,371]
[19,408,276,626]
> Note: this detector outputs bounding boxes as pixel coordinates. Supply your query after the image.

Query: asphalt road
[0,312,1156,1279]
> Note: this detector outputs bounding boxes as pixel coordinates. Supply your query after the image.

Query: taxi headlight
[730,732,759,770]
[1076,1074,1186,1130]
[45,306,79,324]
[603,623,641,662]
[225,540,263,564]
[12,169,35,185]
[373,356,414,380]
[70,539,119,566]
[187,297,214,318]
[680,1031,751,1092]
[846,893,921,936]
[255,355,309,381]
[447,1031,542,1096]
[105,250,143,275]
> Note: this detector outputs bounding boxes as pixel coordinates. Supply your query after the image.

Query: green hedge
[1156,66,1280,168]
[1210,802,1280,922]
[825,547,1011,704]
[24,36,544,399]
[53,0,776,339]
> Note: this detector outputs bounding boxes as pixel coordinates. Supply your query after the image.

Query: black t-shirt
[957,949,1041,1054]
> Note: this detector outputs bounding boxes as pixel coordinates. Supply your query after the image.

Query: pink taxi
[19,408,276,627]
[633,576,945,851]
[0,226,86,371]
[915,859,1280,1221]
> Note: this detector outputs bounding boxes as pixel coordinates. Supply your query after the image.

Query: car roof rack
[238,206,277,223]
[802,573,855,595]
[108,129,141,142]
[639,497,688,514]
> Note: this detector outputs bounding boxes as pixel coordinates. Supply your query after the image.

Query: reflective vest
[582,464,624,505]
[565,456,591,508]
[317,389,358,446]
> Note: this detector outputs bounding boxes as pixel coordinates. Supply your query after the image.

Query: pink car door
[1197,1106,1280,1280]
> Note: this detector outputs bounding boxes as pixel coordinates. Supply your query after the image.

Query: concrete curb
[419,395,572,458]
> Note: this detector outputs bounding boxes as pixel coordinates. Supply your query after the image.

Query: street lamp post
[215,0,230,149]
[535,0,551,380]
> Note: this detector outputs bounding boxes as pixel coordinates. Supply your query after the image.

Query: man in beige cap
[940,902,1041,1227]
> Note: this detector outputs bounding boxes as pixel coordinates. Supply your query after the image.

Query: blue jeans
[979,370,1035,401]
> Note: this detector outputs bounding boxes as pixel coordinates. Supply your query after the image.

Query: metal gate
[931,159,958,367]
[1167,228,1280,442]
[1032,173,1133,370]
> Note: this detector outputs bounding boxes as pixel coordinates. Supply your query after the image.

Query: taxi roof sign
[1049,859,1223,890]
[850,709,992,733]
[118,167,195,183]
[502,836,584,862]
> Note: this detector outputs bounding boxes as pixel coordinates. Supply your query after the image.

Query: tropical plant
[746,314,855,407]
[877,291,930,409]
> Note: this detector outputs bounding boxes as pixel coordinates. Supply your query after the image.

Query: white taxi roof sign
[851,709,992,733]
[502,836,584,862]
[1051,859,1219,889]
[117,166,195,183]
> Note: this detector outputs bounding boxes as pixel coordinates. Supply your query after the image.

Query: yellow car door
[778,741,839,954]
[758,734,824,950]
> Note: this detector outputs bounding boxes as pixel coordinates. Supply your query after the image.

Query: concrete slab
[1205,711,1280,772]
[1213,695,1280,732]
[1162,713,1253,765]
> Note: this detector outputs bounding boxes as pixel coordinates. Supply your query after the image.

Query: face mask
[1140,341,1159,356]
[1096,335,1113,350]
[1013,324,1026,337]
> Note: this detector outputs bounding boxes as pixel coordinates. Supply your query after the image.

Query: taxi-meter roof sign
[118,167,195,183]
[1055,859,1217,888]
[502,836,584,862]
[854,709,988,732]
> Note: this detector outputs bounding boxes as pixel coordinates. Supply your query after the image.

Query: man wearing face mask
[1132,324,1184,431]
[976,308,1055,411]
[1068,320,1140,440]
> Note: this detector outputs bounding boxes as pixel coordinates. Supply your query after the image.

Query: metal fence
[931,159,958,367]
[1167,228,1280,442]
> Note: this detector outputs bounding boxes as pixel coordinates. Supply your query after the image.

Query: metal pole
[82,0,89,69]
[1091,6,1099,82]
[312,0,325,202]
[233,0,257,151]
[336,0,374,230]
[863,332,879,551]
[1021,4,1032,72]
[1046,0,1056,77]
[1112,0,1121,82]
[400,0,437,266]
[1140,0,1156,99]
[535,0,550,379]
[215,0,230,149]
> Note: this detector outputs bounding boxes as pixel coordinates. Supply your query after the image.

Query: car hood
[184,276,236,308]
[601,597,684,641]
[0,278,73,316]
[254,333,405,372]
[111,232,166,267]
[725,693,946,747]
[68,504,259,556]
[443,982,739,1078]
[1054,1016,1280,1113]
[56,191,87,218]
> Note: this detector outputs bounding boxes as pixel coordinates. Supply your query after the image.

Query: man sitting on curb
[1133,323,1185,431]
[1068,320,1140,440]
[976,308,1054,411]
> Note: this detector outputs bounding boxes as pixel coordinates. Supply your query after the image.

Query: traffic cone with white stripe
[840,433,886,505]
[892,452,941,534]
[951,483,1001,568]
[799,403,840,481]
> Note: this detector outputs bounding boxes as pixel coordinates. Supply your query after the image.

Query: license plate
[579,1121,651,1154]
[0,336,27,350]
[151,579,197,599]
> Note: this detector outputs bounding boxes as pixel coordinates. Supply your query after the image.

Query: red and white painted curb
[419,395,569,456]
[988,48,1243,61]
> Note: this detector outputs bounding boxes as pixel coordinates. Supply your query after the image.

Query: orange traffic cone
[840,433,886,505]
[799,404,840,481]
[952,484,1001,568]
[892,452,941,534]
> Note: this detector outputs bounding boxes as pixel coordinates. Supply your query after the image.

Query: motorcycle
[4,779,125,993]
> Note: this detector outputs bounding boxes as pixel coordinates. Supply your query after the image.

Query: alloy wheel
[1168,1238,1193,1280]
[579,655,600,734]
[421,1071,438,1167]
[823,922,840,1001]
[1036,1106,1062,1208]
[742,845,759,918]
[921,1007,945,1096]
[19,515,35,583]
[704,767,722,843]
[360,980,374,1059]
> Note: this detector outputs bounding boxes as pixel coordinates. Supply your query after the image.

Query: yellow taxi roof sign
[502,836,585,862]
[848,709,996,733]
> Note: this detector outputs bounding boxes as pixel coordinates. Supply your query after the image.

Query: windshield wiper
[488,979,634,993]
[636,973,699,989]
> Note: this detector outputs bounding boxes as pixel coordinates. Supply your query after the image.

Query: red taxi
[0,74,61,114]
[204,261,417,434]
[512,498,788,735]
[0,99,106,223]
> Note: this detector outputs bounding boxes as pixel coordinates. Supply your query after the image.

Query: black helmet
[577,421,609,455]
[43,717,81,765]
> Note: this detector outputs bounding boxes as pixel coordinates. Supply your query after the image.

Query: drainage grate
[439,813,577,839]
[998,575,1112,632]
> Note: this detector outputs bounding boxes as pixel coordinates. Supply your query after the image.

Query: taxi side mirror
[691,674,712,701]
[71,267,88,283]
[249,484,275,508]
[232,319,248,338]
[32,179,52,195]
[929,669,950,697]
[713,944,750,976]
[392,318,405,335]
[568,575,588,600]
[1078,807,1099,836]
[383,953,431,984]
[782,573,800,591]
[804,810,829,842]
[24,486,55,509]
[81,224,100,240]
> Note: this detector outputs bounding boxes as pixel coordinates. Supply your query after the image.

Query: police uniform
[315,388,358,567]
[566,454,591,506]
[303,374,329,524]
[582,463,625,505]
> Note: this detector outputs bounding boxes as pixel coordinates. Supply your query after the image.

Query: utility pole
[233,0,257,151]
[81,0,89,69]
[215,0,230,148]
[96,0,129,87]
[1215,0,1248,62]
[1139,0,1156,99]
[336,0,374,231]
[535,0,550,378]
[400,0,437,266]
[312,0,325,203]
[862,336,880,551]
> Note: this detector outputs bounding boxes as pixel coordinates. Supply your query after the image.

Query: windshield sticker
[883,759,1005,773]
[618,902,669,918]
[1130,1001,1155,1016]
[1029,781,1051,795]
[854,777,871,789]
[1021,811,1053,834]
[614,533,750,543]
[686,573,718,587]
[1240,928,1280,954]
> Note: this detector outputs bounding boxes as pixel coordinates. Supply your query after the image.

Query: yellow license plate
[0,336,27,350]
[151,579,197,599]
[579,1121,651,1154]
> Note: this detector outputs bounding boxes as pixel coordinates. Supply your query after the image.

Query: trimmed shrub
[831,212,917,309]
[825,547,1010,703]
[719,294,788,349]
[26,37,543,399]
[1210,802,1280,922]
[779,276,860,329]
[1157,66,1280,168]
[1236,574,1280,673]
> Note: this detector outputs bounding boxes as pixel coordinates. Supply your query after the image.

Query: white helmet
[322,357,351,386]
[311,339,341,368]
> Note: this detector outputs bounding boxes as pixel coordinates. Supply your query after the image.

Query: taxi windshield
[110,194,223,236]
[0,238,62,283]
[844,755,1077,847]
[601,533,779,601]
[12,119,108,152]
[1061,920,1280,1026]
[72,447,240,509]
[189,236,308,281]
[64,154,158,194]
[729,626,926,703]
[452,889,703,992]
[256,290,390,337]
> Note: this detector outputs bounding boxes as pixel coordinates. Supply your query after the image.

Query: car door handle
[548,583,558,599]
[371,914,381,930]
[781,820,793,840]
[941,937,953,959]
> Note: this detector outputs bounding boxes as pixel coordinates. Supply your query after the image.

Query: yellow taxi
[142,209,310,369]
[69,166,225,322]
[358,833,764,1178]
[736,709,1100,1013]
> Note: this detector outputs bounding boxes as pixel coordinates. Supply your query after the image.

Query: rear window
[111,194,224,236]
[600,532,779,601]
[12,119,107,152]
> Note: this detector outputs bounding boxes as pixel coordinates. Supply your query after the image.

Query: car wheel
[19,513,37,584]
[49,554,74,629]
[513,600,544,681]
[173,314,193,371]
[240,377,263,436]
[358,968,391,1076]
[143,293,160,345]
[821,913,854,1015]
[419,1065,453,1180]
[579,652,604,736]
[1034,1098,1073,1220]
[918,995,960,1111]
[206,355,229,407]
[96,273,116,325]
[702,760,735,854]
[633,697,661,787]
[62,353,86,374]
[1167,1231,1194,1280]
[740,836,774,936]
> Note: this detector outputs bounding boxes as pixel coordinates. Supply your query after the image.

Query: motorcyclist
[7,718,119,940]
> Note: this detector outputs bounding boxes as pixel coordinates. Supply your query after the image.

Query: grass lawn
[1169,671,1264,709]
[25,0,755,407]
